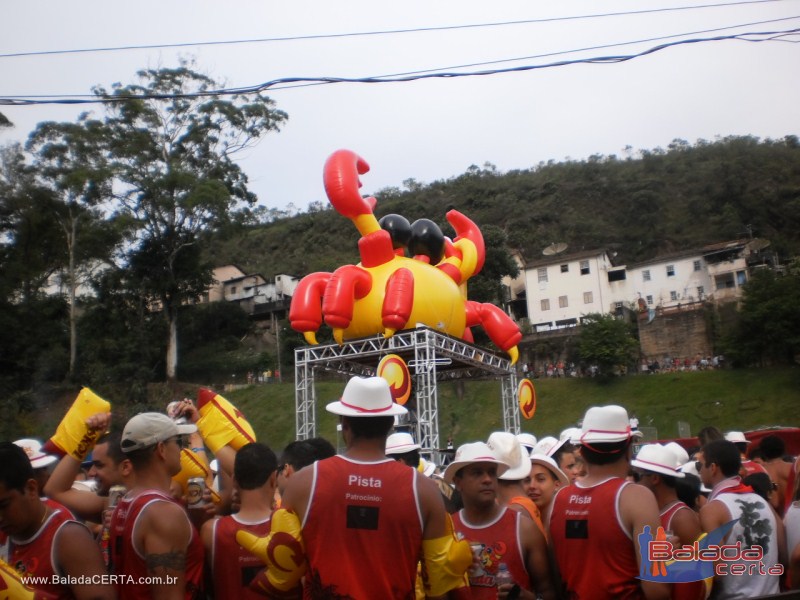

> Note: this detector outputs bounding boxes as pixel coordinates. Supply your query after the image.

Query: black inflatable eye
[379,214,412,250]
[409,219,445,264]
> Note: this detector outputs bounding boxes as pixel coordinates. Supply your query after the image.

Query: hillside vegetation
[211,135,800,277]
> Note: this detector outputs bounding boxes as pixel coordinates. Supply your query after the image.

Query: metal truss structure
[294,326,520,462]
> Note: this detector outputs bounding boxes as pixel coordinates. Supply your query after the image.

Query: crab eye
[378,214,412,250]
[409,219,445,264]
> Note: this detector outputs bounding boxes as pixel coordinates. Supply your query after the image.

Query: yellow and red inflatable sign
[377,354,412,406]
[517,378,536,420]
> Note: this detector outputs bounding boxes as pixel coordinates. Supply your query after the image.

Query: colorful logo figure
[377,354,411,405]
[289,150,522,363]
[517,378,536,420]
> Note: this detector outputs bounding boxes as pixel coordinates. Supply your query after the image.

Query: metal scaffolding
[294,326,520,462]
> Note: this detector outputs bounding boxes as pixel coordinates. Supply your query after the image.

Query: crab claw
[446,210,485,275]
[333,328,345,345]
[303,332,318,345]
[324,150,381,237]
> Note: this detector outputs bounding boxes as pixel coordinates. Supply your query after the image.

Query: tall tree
[26,118,117,379]
[577,313,640,376]
[95,61,287,380]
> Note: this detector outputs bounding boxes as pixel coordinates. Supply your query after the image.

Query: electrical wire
[0,26,797,106]
[0,0,793,59]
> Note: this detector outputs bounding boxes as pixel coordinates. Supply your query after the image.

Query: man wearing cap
[725,431,767,478]
[13,438,58,495]
[697,439,782,599]
[109,412,204,599]
[0,442,115,600]
[241,376,470,599]
[631,444,701,547]
[548,405,670,600]
[447,441,556,599]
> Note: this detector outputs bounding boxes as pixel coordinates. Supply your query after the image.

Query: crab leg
[323,265,373,344]
[465,301,521,364]
[289,272,332,345]
[381,268,414,337]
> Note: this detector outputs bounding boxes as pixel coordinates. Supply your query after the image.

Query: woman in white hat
[527,453,569,518]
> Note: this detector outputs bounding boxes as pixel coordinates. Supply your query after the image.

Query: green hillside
[221,366,800,452]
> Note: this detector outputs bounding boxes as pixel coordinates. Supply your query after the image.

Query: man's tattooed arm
[145,550,186,574]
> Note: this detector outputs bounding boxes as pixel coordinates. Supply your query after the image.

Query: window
[693,260,702,272]
[737,270,747,286]
[666,265,675,277]
[540,299,550,311]
[559,295,569,308]
[560,264,569,273]
[646,295,653,305]
[583,291,593,304]
[642,270,651,282]
[230,286,237,294]
[580,260,590,275]
[697,286,705,299]
[670,291,678,301]
[537,268,548,283]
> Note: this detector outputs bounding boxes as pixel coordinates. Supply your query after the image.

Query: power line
[0,0,793,59]
[1,27,797,107]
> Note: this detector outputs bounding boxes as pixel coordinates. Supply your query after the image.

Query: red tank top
[211,514,272,599]
[452,507,531,599]
[1,507,78,600]
[109,489,204,600]
[301,456,423,599]
[550,478,644,600]
[659,500,690,532]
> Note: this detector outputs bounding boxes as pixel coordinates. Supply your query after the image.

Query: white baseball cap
[14,439,57,469]
[487,431,532,481]
[631,444,686,478]
[120,412,197,453]
[724,431,750,445]
[326,377,408,417]
[385,432,421,455]
[443,442,510,483]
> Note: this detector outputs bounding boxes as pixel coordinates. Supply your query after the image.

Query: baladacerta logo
[637,521,783,583]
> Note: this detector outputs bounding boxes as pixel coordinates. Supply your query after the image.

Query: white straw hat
[443,442,510,483]
[487,432,532,481]
[385,432,421,455]
[516,433,538,453]
[530,454,570,486]
[724,431,750,444]
[532,436,558,457]
[679,461,711,493]
[571,406,643,445]
[664,442,690,467]
[631,444,686,478]
[326,376,408,417]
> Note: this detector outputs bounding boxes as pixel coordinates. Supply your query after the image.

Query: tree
[725,268,800,366]
[95,61,288,381]
[577,313,639,376]
[26,118,118,379]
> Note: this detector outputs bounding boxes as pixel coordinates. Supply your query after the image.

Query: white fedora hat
[724,431,750,444]
[664,442,690,467]
[14,438,57,470]
[530,454,570,487]
[631,444,686,478]
[419,458,437,478]
[326,376,408,417]
[532,436,558,457]
[487,432,532,481]
[443,442,510,483]
[385,432,421,455]
[572,406,642,445]
[516,433,538,453]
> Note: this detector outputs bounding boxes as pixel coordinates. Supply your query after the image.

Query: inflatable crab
[289,149,521,363]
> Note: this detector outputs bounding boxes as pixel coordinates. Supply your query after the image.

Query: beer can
[108,485,126,508]
[187,477,206,507]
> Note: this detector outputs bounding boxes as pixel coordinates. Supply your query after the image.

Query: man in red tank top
[0,442,114,600]
[446,441,557,599]
[279,376,471,599]
[201,442,277,599]
[548,405,670,600]
[110,412,204,599]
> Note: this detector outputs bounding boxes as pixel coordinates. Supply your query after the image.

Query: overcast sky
[2,0,799,212]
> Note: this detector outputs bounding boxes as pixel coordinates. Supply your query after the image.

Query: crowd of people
[1,377,799,599]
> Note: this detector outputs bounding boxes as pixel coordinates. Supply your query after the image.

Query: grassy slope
[225,366,800,452]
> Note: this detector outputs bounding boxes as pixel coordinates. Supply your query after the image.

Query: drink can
[108,485,126,508]
[187,477,207,507]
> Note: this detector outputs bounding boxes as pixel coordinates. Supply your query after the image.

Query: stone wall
[638,304,713,362]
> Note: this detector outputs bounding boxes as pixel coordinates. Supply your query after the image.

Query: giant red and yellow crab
[289,149,521,363]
